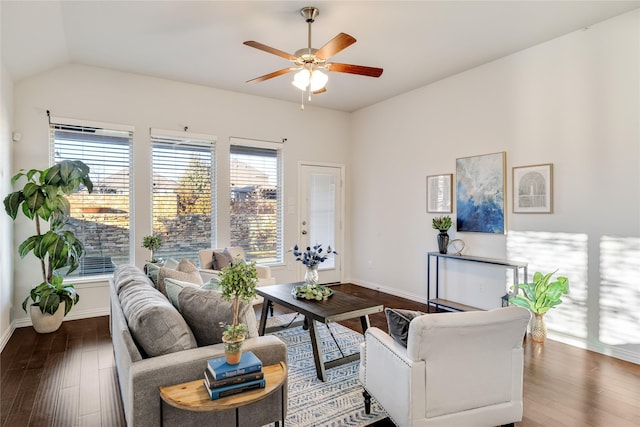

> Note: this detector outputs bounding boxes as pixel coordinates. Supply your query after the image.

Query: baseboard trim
[347,278,428,305]
[0,321,16,353]
[13,307,110,329]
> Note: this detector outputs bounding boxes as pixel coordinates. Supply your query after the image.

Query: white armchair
[359,307,531,427]
[198,247,276,308]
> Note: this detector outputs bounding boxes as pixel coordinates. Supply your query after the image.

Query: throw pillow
[157,258,203,297]
[145,262,161,287]
[201,276,222,291]
[119,284,197,357]
[164,258,180,270]
[176,286,258,346]
[385,308,426,347]
[164,277,200,310]
[211,252,218,271]
[213,249,234,270]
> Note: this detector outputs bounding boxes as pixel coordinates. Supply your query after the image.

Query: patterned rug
[263,313,388,427]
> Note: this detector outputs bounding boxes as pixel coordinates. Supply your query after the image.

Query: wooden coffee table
[257,282,383,381]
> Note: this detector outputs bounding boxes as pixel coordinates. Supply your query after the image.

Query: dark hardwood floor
[2,283,639,426]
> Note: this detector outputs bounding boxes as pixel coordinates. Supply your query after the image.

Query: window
[50,119,133,277]
[230,140,283,264]
[151,131,216,263]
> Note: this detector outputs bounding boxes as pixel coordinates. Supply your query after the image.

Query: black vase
[437,231,449,254]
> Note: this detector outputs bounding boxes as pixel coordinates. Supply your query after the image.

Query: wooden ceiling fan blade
[243,41,297,61]
[312,87,327,95]
[246,68,296,84]
[326,63,384,78]
[315,33,356,60]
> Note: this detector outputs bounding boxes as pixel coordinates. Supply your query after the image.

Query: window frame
[49,116,134,278]
[150,129,217,263]
[229,137,284,265]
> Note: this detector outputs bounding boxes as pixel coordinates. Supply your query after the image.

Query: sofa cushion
[113,265,155,294]
[119,283,197,357]
[175,286,259,346]
[385,308,426,347]
[157,258,203,296]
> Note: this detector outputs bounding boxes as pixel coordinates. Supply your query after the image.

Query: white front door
[298,163,344,284]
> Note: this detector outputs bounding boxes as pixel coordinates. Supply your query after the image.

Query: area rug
[263,313,388,427]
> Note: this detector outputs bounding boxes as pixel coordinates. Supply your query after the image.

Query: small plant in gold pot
[218,257,258,364]
[509,270,569,343]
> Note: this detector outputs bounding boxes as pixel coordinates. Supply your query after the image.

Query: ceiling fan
[243,6,383,96]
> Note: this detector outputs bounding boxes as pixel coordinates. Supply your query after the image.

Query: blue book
[206,351,263,380]
[204,378,266,400]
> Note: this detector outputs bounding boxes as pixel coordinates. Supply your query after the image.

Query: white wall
[1,61,15,350]
[11,63,350,326]
[350,10,640,363]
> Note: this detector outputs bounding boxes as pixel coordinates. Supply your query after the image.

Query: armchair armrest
[361,328,426,427]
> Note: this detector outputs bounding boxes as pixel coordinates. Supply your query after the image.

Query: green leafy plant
[509,271,569,314]
[218,258,258,341]
[4,160,93,315]
[432,215,452,232]
[141,234,162,263]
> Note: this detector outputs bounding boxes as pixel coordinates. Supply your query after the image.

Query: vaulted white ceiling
[3,1,639,112]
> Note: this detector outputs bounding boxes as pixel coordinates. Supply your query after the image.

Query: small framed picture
[427,174,452,213]
[513,163,553,213]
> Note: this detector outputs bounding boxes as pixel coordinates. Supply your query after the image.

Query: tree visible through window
[230,142,282,264]
[50,121,133,276]
[151,133,215,263]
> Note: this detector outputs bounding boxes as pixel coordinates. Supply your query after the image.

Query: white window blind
[151,133,216,263]
[50,122,133,276]
[230,141,283,264]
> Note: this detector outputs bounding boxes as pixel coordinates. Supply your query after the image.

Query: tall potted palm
[218,257,258,364]
[3,160,93,333]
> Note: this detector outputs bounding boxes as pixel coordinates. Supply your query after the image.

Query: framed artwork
[427,174,452,213]
[513,163,553,213]
[456,152,506,234]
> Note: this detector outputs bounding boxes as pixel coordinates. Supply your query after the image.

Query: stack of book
[203,351,265,400]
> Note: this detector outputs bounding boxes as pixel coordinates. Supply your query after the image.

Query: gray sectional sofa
[109,264,287,426]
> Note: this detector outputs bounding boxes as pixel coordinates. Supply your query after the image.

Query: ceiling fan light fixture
[292,68,311,90]
[309,69,328,91]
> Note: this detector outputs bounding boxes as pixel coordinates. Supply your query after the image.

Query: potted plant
[432,215,452,254]
[142,234,162,263]
[291,243,338,299]
[218,257,258,364]
[509,270,569,343]
[3,160,93,333]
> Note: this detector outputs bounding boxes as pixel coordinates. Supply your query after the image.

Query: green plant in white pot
[218,257,258,364]
[3,160,93,333]
[509,270,569,343]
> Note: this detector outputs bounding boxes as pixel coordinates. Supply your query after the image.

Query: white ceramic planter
[30,301,65,333]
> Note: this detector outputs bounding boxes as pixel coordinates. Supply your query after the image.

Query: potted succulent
[432,215,452,254]
[218,257,258,364]
[509,270,569,343]
[3,160,93,333]
[142,234,162,263]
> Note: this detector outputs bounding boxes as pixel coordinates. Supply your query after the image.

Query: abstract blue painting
[456,152,506,234]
